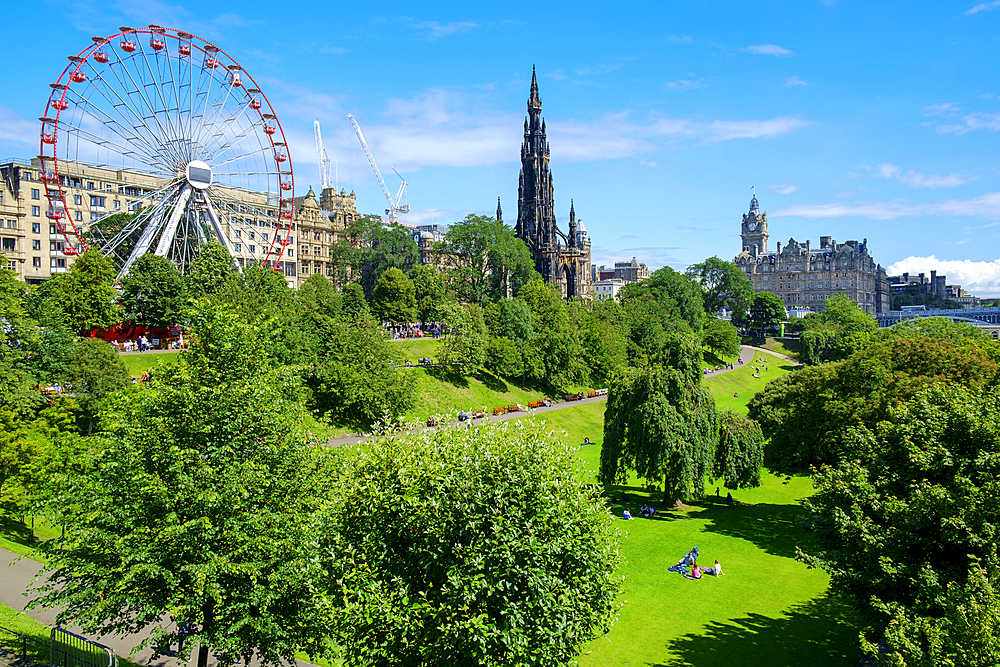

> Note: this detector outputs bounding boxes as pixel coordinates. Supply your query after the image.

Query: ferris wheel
[38,25,294,280]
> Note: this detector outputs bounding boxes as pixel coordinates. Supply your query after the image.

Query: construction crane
[313,119,331,190]
[347,113,409,223]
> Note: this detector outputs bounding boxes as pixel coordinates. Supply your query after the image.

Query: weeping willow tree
[714,410,764,490]
[599,335,719,504]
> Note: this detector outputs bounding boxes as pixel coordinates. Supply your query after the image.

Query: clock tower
[741,193,768,256]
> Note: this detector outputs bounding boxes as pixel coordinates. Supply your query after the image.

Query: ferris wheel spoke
[107,49,177,159]
[62,88,166,168]
[136,46,180,143]
[207,131,273,168]
[191,57,220,161]
[193,74,239,151]
[58,120,162,169]
[118,185,180,278]
[86,66,174,165]
[196,102,259,160]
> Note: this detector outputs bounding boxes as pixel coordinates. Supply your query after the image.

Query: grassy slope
[510,355,861,667]
[0,603,54,663]
[743,337,802,362]
[119,351,181,377]
[404,367,555,420]
[389,338,443,363]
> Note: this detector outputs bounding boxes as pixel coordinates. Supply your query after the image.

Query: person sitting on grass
[639,504,649,517]
[713,560,725,576]
[648,505,656,517]
[623,509,633,520]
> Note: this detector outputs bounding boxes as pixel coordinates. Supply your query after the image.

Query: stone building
[514,67,592,299]
[733,193,890,314]
[294,185,359,287]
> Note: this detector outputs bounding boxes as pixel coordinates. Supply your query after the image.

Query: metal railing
[0,623,52,664]
[50,628,117,667]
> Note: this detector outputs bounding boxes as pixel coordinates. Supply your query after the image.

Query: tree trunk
[197,599,215,667]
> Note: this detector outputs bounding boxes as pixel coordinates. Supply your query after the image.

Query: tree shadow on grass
[653,592,863,667]
[425,365,470,389]
[0,501,44,550]
[473,370,509,394]
[683,498,809,558]
[602,484,691,523]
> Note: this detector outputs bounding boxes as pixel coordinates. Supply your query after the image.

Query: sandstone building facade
[733,193,890,314]
[514,68,592,299]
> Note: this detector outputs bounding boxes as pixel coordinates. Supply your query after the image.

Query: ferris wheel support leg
[201,194,241,273]
[155,184,193,257]
[118,200,174,279]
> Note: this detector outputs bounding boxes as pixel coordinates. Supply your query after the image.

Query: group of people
[111,336,152,352]
[703,362,737,376]
[130,370,155,384]
[668,546,725,580]
[750,359,768,379]
[385,323,443,339]
[622,503,657,520]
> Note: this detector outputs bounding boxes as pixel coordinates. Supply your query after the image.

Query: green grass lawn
[743,336,802,362]
[506,354,861,667]
[389,338,444,364]
[404,366,558,420]
[708,350,794,415]
[119,351,181,377]
[0,602,54,663]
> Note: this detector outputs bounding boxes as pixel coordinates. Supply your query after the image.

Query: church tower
[741,192,768,256]
[516,65,557,276]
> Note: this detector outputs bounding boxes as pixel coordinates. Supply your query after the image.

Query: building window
[313,232,320,240]
[234,243,241,252]
[32,257,41,267]
[50,258,66,268]
[262,233,268,242]
[1,238,15,252]
[75,211,83,221]
[87,181,94,190]
[235,230,241,239]
[31,206,40,216]
[249,244,255,253]
[32,240,40,250]
[31,188,39,200]
[287,248,293,257]
[91,213,99,221]
[90,195,106,207]
[248,231,255,240]
[49,224,57,234]
[31,222,39,233]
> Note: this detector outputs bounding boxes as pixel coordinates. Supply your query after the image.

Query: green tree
[748,334,998,470]
[438,214,538,304]
[685,256,753,321]
[801,384,1000,660]
[618,267,704,363]
[483,298,534,344]
[329,217,418,297]
[702,317,741,360]
[184,243,238,299]
[342,282,369,317]
[409,264,446,323]
[47,250,122,334]
[747,291,785,333]
[64,339,130,431]
[372,267,417,323]
[439,302,488,369]
[323,419,624,667]
[32,306,338,667]
[713,410,763,490]
[297,273,341,317]
[580,301,628,386]
[600,349,719,503]
[518,281,586,389]
[306,313,416,428]
[798,294,878,364]
[120,253,187,327]
[484,336,524,378]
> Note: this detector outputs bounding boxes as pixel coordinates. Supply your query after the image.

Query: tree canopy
[322,419,624,667]
[747,291,785,333]
[372,267,417,323]
[120,253,187,327]
[685,256,753,321]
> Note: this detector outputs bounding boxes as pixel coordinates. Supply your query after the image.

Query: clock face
[747,221,757,232]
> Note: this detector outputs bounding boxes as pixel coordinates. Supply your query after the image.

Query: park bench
[527,400,545,409]
[564,393,584,402]
[587,390,598,398]
[507,404,522,413]
[493,407,507,415]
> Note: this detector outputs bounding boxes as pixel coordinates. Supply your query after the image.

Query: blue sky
[4,1,1000,293]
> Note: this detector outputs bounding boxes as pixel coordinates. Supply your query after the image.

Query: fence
[0,624,52,664]
[49,628,117,667]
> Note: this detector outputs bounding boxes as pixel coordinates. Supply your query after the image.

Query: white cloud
[745,44,794,57]
[706,117,811,141]
[575,64,623,76]
[774,191,1000,220]
[668,34,694,43]
[966,0,1000,15]
[667,78,706,90]
[936,111,1000,135]
[784,76,809,87]
[546,70,567,80]
[877,163,976,189]
[923,102,961,115]
[0,106,39,149]
[397,208,473,226]
[769,184,799,195]
[887,255,1000,297]
[412,20,480,40]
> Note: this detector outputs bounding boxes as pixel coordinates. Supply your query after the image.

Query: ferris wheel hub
[185,160,213,190]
